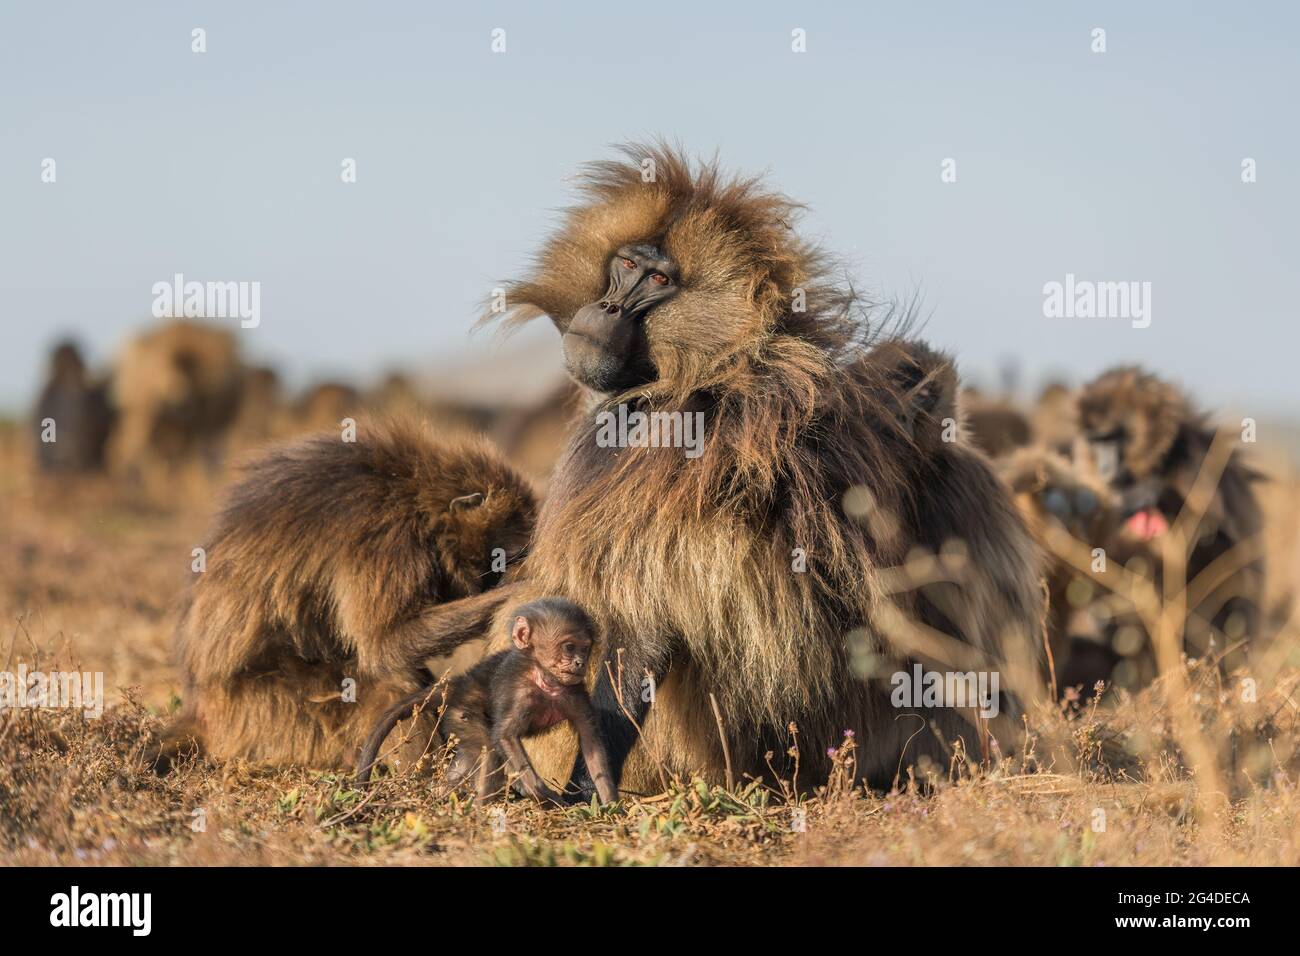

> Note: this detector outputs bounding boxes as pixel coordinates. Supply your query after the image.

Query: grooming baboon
[108,320,244,482]
[387,145,1045,797]
[161,419,536,769]
[357,597,616,804]
[1072,366,1264,685]
[33,340,112,472]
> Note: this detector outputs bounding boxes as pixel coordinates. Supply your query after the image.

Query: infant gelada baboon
[355,597,617,804]
[159,418,536,770]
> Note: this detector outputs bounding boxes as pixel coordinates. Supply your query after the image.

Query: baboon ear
[449,492,484,513]
[511,616,532,649]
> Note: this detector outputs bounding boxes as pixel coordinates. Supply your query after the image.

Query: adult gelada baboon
[998,444,1121,695]
[33,340,113,472]
[392,145,1045,797]
[161,419,536,769]
[1074,366,1264,683]
[108,320,244,482]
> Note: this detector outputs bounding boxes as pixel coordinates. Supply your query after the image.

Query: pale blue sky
[2,1,1296,414]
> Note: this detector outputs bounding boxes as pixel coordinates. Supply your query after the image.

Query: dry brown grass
[2,422,1298,867]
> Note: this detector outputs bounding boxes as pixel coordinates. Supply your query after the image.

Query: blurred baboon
[998,445,1121,695]
[962,388,1033,459]
[226,365,284,453]
[388,145,1045,797]
[160,419,536,769]
[294,381,361,433]
[108,320,244,482]
[367,372,423,417]
[33,340,112,472]
[1031,381,1078,454]
[1074,367,1265,685]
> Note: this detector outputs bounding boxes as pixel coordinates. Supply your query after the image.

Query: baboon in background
[108,320,244,482]
[962,388,1033,459]
[160,419,536,769]
[367,372,423,418]
[390,145,1045,797]
[294,380,361,432]
[225,365,284,453]
[33,340,113,472]
[998,445,1122,695]
[1074,366,1265,685]
[1031,381,1078,454]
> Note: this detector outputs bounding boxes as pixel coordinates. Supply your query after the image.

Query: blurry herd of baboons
[22,315,1296,708]
[29,319,581,495]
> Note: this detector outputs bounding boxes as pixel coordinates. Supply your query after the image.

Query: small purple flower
[843,729,855,738]
[827,747,836,756]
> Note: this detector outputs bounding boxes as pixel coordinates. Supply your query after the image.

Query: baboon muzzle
[562,301,642,392]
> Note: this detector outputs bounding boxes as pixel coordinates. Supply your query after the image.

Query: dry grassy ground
[2,422,1298,867]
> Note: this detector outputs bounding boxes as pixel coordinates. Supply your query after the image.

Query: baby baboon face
[511,613,593,687]
[563,243,679,392]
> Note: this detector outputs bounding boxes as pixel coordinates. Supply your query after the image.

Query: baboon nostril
[605,304,621,315]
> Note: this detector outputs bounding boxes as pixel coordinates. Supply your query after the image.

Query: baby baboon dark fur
[356,597,616,803]
[397,145,1045,797]
[33,340,113,472]
[1074,366,1265,685]
[162,419,536,769]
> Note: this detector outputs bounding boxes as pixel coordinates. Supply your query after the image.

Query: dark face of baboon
[1076,367,1193,526]
[511,608,593,687]
[562,244,679,392]
[493,145,856,405]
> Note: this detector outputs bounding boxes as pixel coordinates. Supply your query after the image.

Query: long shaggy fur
[166,419,536,768]
[487,144,1045,790]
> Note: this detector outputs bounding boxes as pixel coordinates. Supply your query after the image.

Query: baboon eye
[650,272,669,285]
[620,258,636,270]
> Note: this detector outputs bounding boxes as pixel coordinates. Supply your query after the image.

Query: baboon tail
[354,687,444,785]
[148,708,205,774]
